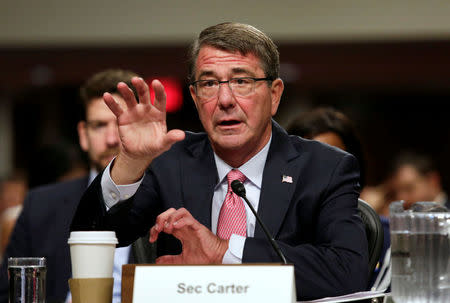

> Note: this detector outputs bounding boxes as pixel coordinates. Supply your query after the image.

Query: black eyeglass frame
[190,77,273,87]
[190,77,274,97]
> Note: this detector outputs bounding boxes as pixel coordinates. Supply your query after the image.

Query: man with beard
[0,69,139,303]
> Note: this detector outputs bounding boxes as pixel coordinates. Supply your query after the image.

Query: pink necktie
[217,169,247,240]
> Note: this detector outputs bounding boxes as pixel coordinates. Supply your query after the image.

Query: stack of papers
[299,290,388,303]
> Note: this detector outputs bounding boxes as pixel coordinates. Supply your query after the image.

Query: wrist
[215,238,229,264]
[110,153,152,184]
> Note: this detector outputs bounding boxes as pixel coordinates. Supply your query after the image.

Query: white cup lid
[68,231,118,244]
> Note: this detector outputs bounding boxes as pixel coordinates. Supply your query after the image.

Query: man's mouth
[219,120,241,126]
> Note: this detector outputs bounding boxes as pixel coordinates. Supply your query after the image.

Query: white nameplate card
[133,264,296,303]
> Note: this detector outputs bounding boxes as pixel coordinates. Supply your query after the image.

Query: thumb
[156,254,181,264]
[164,129,185,147]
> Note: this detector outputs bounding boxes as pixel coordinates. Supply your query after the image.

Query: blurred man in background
[0,69,139,303]
[389,150,449,209]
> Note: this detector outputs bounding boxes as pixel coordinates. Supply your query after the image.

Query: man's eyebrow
[231,67,255,77]
[86,120,107,125]
[196,68,256,80]
[197,71,216,79]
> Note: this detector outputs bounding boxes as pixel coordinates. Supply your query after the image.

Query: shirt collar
[434,191,448,206]
[88,168,99,185]
[214,135,272,189]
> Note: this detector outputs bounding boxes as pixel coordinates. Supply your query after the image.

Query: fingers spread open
[103,93,123,117]
[132,77,151,105]
[151,80,167,112]
[117,82,138,109]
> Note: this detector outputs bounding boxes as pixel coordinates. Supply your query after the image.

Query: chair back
[131,233,157,264]
[357,198,384,282]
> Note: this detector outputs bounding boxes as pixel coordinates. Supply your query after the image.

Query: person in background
[389,150,449,209]
[0,69,139,303]
[286,106,366,188]
[27,140,88,190]
[286,106,390,291]
[0,141,87,261]
[71,22,368,301]
[0,141,87,263]
[0,173,28,260]
[366,150,449,292]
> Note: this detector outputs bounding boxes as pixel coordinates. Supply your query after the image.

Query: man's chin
[212,134,247,152]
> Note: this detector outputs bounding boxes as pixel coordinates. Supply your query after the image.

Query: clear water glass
[8,257,46,303]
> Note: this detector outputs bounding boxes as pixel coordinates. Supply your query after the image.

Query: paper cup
[68,231,118,279]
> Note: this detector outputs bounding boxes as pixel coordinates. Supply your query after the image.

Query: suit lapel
[61,176,90,224]
[181,136,218,229]
[256,122,301,238]
[56,177,90,277]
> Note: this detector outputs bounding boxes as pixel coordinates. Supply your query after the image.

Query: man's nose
[217,82,236,108]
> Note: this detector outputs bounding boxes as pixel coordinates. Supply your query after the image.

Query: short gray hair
[188,22,280,82]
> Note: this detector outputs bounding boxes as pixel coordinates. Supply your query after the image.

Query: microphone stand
[231,180,288,265]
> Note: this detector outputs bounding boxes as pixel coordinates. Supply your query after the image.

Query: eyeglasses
[190,77,273,100]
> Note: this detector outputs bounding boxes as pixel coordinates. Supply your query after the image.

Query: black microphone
[231,180,288,264]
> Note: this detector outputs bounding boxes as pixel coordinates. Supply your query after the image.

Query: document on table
[298,290,388,303]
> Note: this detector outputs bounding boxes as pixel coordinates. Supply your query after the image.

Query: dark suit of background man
[71,22,368,301]
[0,69,140,303]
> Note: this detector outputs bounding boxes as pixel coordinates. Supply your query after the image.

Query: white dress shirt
[101,136,271,263]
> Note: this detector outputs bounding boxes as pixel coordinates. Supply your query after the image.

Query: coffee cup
[68,231,118,303]
[68,231,118,278]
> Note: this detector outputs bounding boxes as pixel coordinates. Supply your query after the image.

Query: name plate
[132,264,295,303]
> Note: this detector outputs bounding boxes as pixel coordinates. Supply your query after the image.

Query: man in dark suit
[71,22,368,301]
[0,69,139,303]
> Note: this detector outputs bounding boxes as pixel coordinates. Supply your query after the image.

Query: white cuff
[222,234,245,264]
[101,160,144,209]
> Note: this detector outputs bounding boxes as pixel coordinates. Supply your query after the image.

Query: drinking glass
[8,257,46,303]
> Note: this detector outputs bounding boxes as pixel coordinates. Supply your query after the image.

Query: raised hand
[104,77,185,184]
[149,208,229,264]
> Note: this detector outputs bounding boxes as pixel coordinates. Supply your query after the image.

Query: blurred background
[1,0,450,192]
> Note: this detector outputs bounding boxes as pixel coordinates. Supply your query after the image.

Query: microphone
[231,180,288,265]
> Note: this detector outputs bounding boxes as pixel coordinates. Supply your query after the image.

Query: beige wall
[2,0,450,46]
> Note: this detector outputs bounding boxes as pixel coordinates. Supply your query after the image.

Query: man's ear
[189,85,199,110]
[270,78,284,116]
[77,121,89,152]
[427,171,442,190]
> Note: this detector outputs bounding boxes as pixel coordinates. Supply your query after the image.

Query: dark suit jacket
[71,121,368,300]
[0,177,138,303]
[0,177,89,303]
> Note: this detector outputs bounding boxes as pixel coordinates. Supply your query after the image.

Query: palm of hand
[117,102,170,160]
[103,78,184,163]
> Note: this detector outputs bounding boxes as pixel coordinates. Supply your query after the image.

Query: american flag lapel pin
[282,175,293,183]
